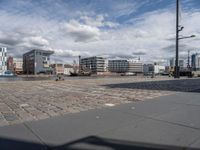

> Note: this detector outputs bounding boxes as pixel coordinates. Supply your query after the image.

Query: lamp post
[174,0,195,78]
[175,0,180,78]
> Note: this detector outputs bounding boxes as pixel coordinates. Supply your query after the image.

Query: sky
[0,0,200,64]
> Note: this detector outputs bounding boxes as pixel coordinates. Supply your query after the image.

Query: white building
[0,47,7,75]
[64,64,74,75]
[154,65,165,74]
[143,64,165,75]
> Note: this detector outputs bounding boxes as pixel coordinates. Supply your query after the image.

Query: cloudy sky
[0,0,200,64]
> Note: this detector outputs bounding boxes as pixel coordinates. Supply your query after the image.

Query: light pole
[175,0,180,78]
[174,0,195,78]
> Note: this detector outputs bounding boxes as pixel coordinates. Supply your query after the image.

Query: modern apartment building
[23,49,54,74]
[80,56,105,73]
[191,53,200,71]
[0,47,7,75]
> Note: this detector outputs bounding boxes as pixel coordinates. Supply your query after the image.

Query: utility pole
[175,0,179,78]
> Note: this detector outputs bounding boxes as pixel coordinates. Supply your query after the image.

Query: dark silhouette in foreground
[0,135,196,150]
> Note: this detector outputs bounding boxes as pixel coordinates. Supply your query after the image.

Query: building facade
[154,65,165,74]
[0,47,7,75]
[128,61,143,73]
[23,49,54,74]
[80,56,105,73]
[108,60,143,73]
[170,58,184,67]
[13,58,23,74]
[7,56,14,72]
[191,53,200,71]
[64,64,74,75]
[143,64,154,75]
[51,64,64,75]
[108,60,129,73]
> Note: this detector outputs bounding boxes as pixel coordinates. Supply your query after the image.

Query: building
[108,60,143,73]
[108,60,129,73]
[23,49,54,74]
[179,59,184,68]
[0,47,7,75]
[13,58,23,74]
[169,58,184,67]
[143,64,154,75]
[191,53,200,71]
[143,64,165,75]
[169,58,175,67]
[64,64,74,75]
[128,61,143,73]
[7,56,14,71]
[51,64,64,75]
[80,56,105,73]
[154,65,165,74]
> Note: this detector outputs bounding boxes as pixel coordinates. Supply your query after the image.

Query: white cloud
[28,36,49,46]
[0,1,199,65]
[80,14,119,28]
[63,19,101,42]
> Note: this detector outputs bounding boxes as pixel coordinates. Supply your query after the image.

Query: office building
[80,56,105,73]
[143,64,165,75]
[108,60,143,73]
[128,61,143,73]
[0,47,7,75]
[23,49,54,74]
[108,60,129,73]
[169,58,175,67]
[191,53,200,71]
[143,64,154,75]
[169,58,184,67]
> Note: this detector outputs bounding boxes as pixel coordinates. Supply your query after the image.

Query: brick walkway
[0,77,199,127]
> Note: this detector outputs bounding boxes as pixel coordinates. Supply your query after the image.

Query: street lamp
[174,0,195,78]
[178,35,195,40]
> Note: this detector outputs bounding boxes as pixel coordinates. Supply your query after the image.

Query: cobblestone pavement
[0,76,200,127]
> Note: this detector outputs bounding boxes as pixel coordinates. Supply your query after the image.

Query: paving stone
[1,77,200,126]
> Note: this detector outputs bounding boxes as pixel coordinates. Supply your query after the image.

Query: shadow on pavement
[102,78,200,93]
[0,135,197,150]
